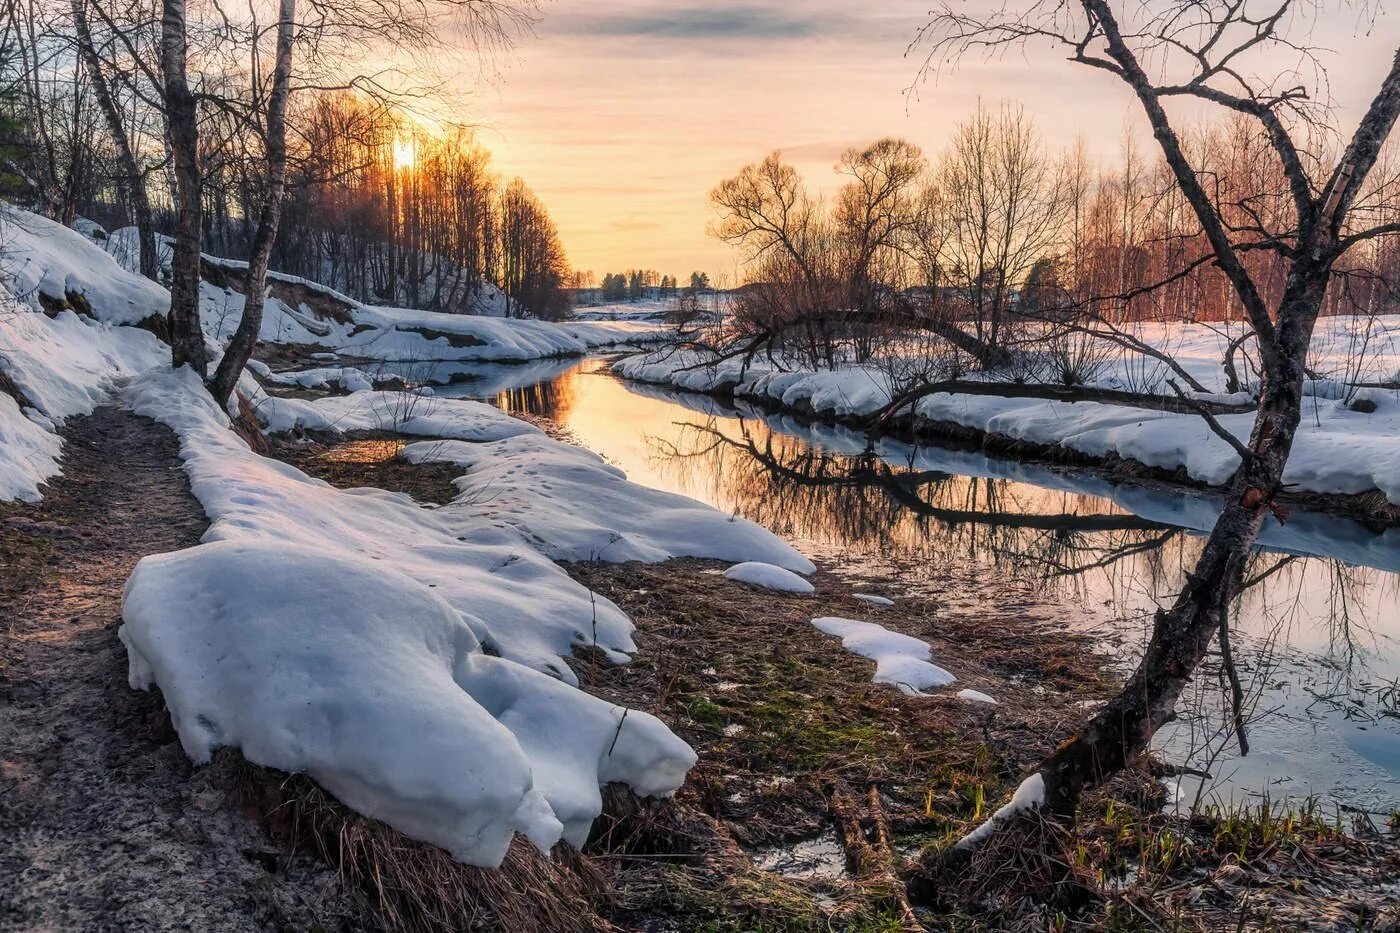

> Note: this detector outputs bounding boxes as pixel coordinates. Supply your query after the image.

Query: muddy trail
[0,407,356,931]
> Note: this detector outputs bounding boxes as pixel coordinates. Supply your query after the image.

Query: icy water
[429,355,1400,820]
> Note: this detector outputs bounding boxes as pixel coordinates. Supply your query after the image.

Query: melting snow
[810,616,955,695]
[721,560,816,592]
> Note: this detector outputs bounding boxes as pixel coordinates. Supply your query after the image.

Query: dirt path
[0,407,356,931]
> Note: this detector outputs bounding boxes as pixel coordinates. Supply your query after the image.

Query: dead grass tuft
[219,752,613,932]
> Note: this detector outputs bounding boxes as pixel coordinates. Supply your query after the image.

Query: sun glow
[392,137,417,171]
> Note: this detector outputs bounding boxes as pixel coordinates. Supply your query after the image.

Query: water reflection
[439,357,1400,816]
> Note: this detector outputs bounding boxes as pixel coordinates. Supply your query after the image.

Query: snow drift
[119,367,701,864]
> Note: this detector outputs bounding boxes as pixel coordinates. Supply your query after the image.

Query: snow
[0,298,165,501]
[194,262,665,365]
[121,539,693,865]
[252,363,373,393]
[853,593,894,606]
[956,689,999,705]
[615,317,1400,505]
[250,387,543,441]
[721,561,815,593]
[1,207,168,325]
[399,439,816,571]
[119,366,700,864]
[810,616,956,695]
[0,390,61,501]
[956,773,1046,849]
[0,309,165,420]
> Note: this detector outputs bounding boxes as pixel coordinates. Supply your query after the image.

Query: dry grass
[268,430,462,505]
[219,753,614,932]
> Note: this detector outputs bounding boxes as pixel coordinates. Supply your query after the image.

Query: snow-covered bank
[627,378,1400,574]
[119,368,703,864]
[0,306,166,500]
[117,365,815,866]
[194,256,666,364]
[615,328,1400,508]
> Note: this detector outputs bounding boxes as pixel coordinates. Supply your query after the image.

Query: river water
[424,355,1400,821]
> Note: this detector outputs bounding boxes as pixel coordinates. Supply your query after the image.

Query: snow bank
[615,324,1400,505]
[0,303,165,500]
[119,366,698,864]
[252,388,542,441]
[0,390,62,501]
[250,362,373,393]
[400,438,815,572]
[0,309,165,419]
[1,207,168,325]
[196,265,663,365]
[810,616,955,695]
[722,561,815,593]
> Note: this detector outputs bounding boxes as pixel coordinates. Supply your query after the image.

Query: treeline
[714,102,1400,367]
[0,3,570,320]
[594,270,710,302]
[259,96,570,318]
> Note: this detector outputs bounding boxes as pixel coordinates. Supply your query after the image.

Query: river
[423,354,1400,822]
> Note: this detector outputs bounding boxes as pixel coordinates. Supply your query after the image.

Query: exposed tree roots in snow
[0,407,360,931]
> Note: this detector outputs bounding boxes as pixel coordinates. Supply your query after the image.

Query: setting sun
[391,136,416,171]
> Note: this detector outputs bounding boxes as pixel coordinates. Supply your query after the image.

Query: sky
[451,1,1400,280]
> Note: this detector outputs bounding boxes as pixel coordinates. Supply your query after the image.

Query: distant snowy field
[616,318,1400,505]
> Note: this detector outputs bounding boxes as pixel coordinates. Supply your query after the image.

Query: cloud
[560,5,839,41]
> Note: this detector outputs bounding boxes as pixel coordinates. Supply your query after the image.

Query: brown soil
[0,407,362,931]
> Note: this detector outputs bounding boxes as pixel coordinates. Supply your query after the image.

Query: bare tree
[160,0,205,373]
[914,0,1400,835]
[208,0,294,404]
[70,0,158,280]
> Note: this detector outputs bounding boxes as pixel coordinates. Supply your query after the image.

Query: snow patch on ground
[119,366,698,865]
[721,561,815,593]
[0,300,166,500]
[810,616,955,695]
[251,387,542,441]
[400,439,815,571]
[853,593,894,606]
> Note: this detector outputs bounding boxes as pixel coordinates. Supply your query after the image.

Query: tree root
[825,780,921,931]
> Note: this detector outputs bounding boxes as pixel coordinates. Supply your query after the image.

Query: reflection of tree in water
[492,370,577,422]
[646,411,1400,807]
[649,415,1393,682]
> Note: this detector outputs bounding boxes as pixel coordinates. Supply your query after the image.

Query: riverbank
[613,344,1400,529]
[266,423,1400,930]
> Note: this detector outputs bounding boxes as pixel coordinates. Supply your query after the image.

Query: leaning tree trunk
[1032,276,1323,816]
[71,0,158,282]
[161,0,207,375]
[209,0,295,405]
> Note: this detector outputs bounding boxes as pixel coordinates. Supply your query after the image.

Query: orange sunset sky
[451,1,1400,279]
